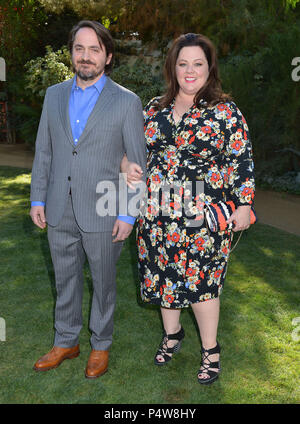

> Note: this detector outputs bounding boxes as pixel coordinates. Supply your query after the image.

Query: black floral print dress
[137,97,255,308]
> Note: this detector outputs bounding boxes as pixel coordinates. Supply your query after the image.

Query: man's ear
[106,53,113,65]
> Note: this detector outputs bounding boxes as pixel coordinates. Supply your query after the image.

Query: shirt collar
[72,73,107,93]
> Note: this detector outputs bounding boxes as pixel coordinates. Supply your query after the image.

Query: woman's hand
[120,154,143,189]
[226,205,251,232]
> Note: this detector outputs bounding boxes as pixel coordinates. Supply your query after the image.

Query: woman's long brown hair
[158,33,231,109]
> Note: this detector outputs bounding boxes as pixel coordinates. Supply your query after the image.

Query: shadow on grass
[0,167,31,195]
[231,223,300,308]
[127,229,166,331]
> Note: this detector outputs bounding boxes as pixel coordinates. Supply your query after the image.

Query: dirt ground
[0,143,34,169]
[1,143,300,237]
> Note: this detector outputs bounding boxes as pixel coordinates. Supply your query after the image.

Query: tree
[34,0,300,55]
[38,0,120,24]
[0,0,47,74]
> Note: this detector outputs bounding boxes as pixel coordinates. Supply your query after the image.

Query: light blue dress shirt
[31,74,135,226]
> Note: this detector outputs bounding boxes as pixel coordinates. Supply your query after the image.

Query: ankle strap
[201,341,220,355]
[164,327,185,341]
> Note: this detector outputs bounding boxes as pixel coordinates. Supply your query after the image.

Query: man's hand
[112,219,133,242]
[30,206,47,229]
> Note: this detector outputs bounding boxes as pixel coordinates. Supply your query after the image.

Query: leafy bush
[25,45,73,98]
[112,59,164,106]
[220,23,300,183]
[12,46,73,146]
[255,170,300,195]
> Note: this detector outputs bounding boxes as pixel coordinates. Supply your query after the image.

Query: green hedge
[220,23,300,178]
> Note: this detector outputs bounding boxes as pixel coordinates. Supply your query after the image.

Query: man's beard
[74,61,104,81]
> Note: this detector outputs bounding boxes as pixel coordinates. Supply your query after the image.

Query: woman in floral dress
[122,33,255,384]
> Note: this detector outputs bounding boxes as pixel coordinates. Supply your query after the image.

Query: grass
[0,165,299,404]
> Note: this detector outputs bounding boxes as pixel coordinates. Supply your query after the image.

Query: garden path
[1,143,300,237]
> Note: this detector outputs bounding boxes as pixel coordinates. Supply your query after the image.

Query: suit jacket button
[68,176,71,181]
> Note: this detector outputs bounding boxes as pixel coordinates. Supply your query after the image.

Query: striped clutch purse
[204,200,257,232]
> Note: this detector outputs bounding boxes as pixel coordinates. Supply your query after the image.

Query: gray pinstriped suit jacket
[30,76,147,232]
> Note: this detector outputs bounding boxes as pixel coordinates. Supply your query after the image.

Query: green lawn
[0,166,299,404]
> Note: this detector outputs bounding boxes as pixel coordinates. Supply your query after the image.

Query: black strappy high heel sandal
[197,341,221,385]
[154,327,185,366]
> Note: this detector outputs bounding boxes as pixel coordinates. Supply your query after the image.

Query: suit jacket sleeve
[30,89,52,203]
[121,95,147,218]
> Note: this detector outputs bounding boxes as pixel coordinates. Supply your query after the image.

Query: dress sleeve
[222,102,255,206]
[143,97,160,124]
[143,97,160,154]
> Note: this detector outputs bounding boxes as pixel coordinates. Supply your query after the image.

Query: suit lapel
[59,77,75,147]
[75,77,116,147]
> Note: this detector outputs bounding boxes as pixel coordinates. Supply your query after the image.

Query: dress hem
[141,292,222,309]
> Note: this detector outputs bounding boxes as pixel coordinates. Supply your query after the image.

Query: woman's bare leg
[191,297,220,379]
[155,307,182,363]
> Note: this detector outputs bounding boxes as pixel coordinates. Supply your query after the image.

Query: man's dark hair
[68,20,115,75]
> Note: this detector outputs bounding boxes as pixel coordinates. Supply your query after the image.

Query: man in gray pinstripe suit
[30,21,146,378]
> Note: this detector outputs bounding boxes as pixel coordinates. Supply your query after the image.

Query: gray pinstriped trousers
[47,194,123,350]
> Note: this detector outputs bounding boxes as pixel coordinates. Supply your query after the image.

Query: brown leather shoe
[33,345,80,372]
[85,350,109,379]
